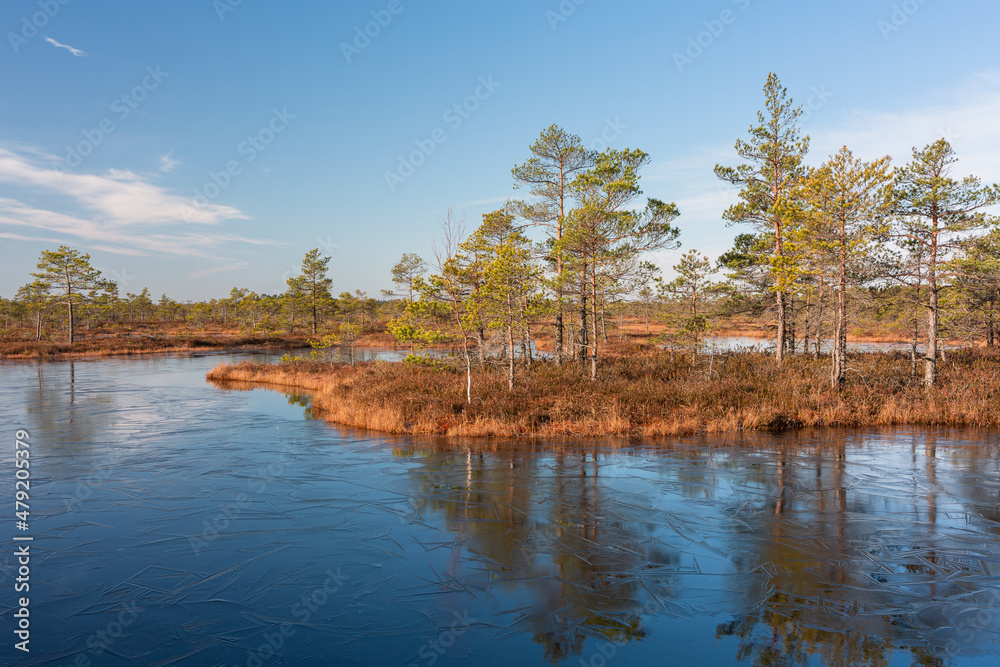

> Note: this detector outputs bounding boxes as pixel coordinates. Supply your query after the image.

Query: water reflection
[1,354,999,666]
[389,432,1000,665]
[398,448,677,661]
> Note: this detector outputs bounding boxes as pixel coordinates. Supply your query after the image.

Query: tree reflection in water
[392,430,1000,666]
[394,446,676,663]
[211,380,1000,665]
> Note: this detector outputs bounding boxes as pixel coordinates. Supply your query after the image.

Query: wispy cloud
[189,261,249,279]
[44,37,88,57]
[452,196,509,209]
[809,70,1000,182]
[0,145,271,258]
[0,147,244,226]
[158,152,180,173]
[0,198,270,258]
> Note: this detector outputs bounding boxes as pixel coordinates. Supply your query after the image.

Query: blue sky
[1,0,999,300]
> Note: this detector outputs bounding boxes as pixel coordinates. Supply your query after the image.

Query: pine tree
[31,246,105,343]
[892,139,1000,386]
[390,253,427,303]
[287,249,333,334]
[560,148,681,379]
[464,209,541,391]
[666,250,714,349]
[512,125,594,365]
[715,73,809,362]
[789,147,894,386]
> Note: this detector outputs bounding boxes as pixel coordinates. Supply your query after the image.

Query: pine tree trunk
[911,281,920,377]
[926,281,938,387]
[802,288,812,358]
[464,338,472,404]
[787,296,796,355]
[525,323,533,366]
[815,276,824,358]
[774,197,786,362]
[833,278,847,387]
[590,265,599,380]
[925,235,939,388]
[568,315,576,360]
[556,179,566,366]
[832,230,848,387]
[775,290,785,363]
[555,309,564,366]
[578,267,589,364]
[507,322,515,392]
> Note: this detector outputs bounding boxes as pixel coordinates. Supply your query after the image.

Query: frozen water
[1,352,999,665]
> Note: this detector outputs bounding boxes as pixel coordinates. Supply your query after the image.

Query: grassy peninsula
[206,347,1000,437]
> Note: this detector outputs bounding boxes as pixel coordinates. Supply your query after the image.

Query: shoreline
[0,336,311,361]
[205,349,1000,438]
[0,331,461,361]
[1,324,970,361]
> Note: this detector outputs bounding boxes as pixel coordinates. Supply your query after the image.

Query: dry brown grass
[0,334,310,359]
[206,347,1000,438]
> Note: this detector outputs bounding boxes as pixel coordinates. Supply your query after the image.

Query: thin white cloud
[0,145,271,258]
[0,147,245,226]
[453,196,510,209]
[189,262,250,279]
[44,37,88,57]
[0,198,271,258]
[158,152,180,173]
[809,70,1000,182]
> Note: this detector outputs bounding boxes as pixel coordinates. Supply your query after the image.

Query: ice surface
[1,353,999,665]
